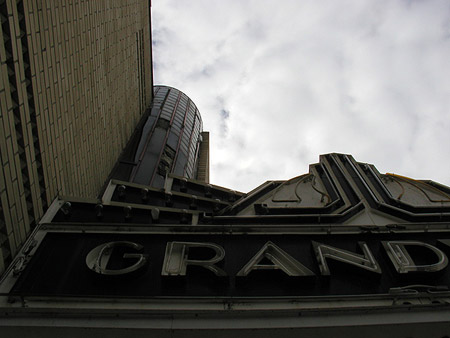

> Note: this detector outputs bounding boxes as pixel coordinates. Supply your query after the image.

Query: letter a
[237,241,314,276]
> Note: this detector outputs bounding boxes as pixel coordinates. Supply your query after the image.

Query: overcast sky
[152,0,450,193]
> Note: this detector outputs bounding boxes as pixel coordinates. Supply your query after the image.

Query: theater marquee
[8,229,450,299]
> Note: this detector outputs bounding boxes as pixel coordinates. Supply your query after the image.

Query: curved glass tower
[111,85,207,188]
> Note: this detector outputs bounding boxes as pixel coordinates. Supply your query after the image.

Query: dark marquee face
[10,231,450,299]
[6,154,450,305]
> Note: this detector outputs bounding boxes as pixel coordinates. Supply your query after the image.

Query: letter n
[313,241,381,275]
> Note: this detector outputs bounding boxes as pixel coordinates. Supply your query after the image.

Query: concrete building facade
[0,0,153,274]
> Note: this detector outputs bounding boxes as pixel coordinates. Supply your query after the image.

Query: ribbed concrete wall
[0,0,153,274]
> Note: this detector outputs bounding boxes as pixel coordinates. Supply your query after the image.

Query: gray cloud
[153,0,450,192]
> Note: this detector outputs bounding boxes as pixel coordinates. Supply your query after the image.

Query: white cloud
[152,0,450,192]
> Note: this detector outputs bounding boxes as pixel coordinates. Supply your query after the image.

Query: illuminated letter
[237,241,314,276]
[313,241,381,275]
[382,241,448,273]
[162,242,226,276]
[85,241,148,275]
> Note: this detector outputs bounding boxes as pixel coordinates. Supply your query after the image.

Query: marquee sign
[10,231,450,298]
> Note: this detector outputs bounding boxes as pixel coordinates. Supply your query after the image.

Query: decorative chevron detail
[49,153,450,228]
